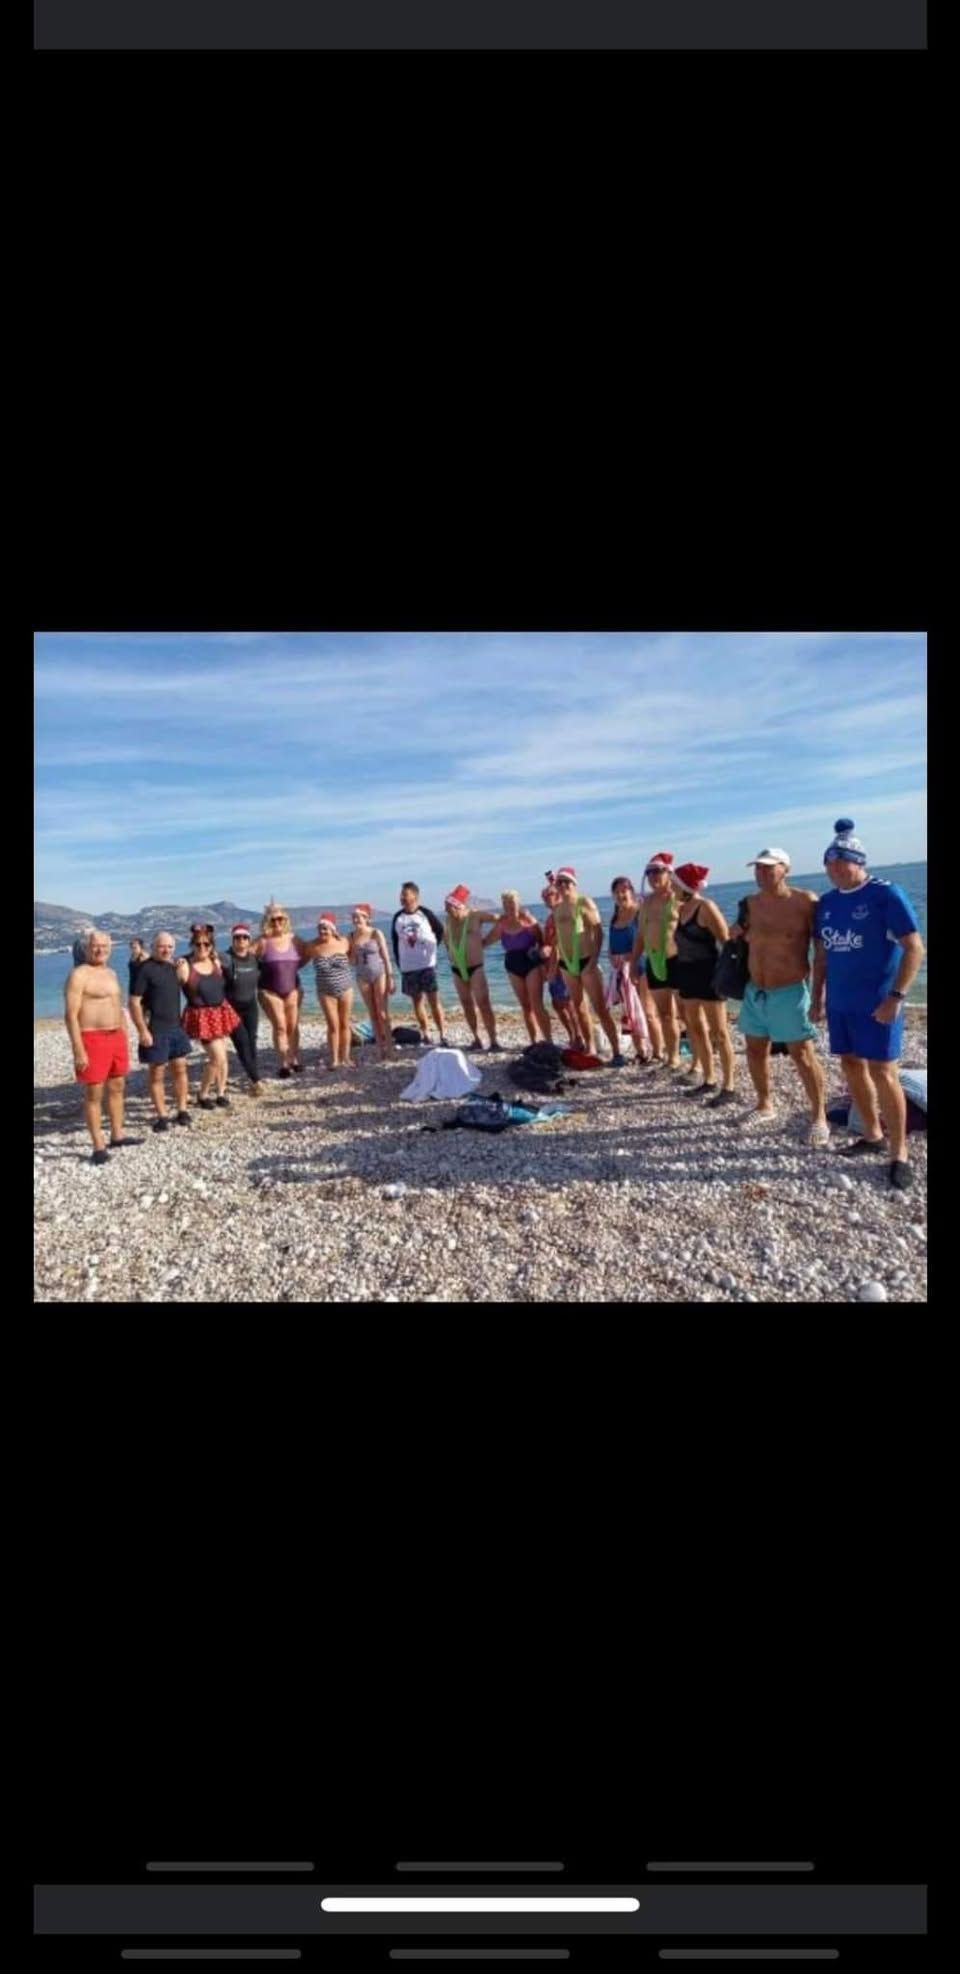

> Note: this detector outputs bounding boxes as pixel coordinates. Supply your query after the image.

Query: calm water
[34,863,927,1018]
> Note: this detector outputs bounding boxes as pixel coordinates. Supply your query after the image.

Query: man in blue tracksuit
[810,819,924,1190]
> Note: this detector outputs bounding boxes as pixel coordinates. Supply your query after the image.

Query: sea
[34,863,927,1019]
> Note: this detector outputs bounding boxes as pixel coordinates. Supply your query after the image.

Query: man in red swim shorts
[63,931,140,1164]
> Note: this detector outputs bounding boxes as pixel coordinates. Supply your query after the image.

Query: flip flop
[808,1120,831,1148]
[740,1108,778,1128]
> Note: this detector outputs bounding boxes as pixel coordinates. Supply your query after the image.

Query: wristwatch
[890,989,905,1000]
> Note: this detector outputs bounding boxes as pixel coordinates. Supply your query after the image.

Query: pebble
[33,1010,928,1305]
[857,1281,889,1302]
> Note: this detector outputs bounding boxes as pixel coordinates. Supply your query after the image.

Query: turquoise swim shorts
[738,978,818,1045]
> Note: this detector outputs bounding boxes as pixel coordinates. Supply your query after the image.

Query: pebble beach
[34,1007,927,1304]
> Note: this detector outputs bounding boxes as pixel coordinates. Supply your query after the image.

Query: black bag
[522,1042,565,1070]
[507,1058,568,1096]
[391,1025,423,1044]
[442,1095,512,1133]
[711,896,751,1000]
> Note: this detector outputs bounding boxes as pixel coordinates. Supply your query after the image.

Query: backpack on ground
[391,1025,423,1044]
[507,1058,568,1095]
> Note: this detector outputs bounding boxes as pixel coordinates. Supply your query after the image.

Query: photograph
[34,630,927,1305]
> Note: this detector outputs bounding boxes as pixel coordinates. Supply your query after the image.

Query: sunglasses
[234,933,250,940]
[195,939,213,948]
[557,877,575,886]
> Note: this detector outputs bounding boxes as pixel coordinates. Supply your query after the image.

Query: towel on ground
[399,1046,483,1101]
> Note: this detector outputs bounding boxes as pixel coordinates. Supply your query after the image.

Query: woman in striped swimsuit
[348,905,396,1060]
[251,903,307,1078]
[302,916,355,1069]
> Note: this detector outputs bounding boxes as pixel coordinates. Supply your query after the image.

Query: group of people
[63,819,923,1190]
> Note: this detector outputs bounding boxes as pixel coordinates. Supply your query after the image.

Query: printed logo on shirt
[821,926,864,952]
[852,904,870,919]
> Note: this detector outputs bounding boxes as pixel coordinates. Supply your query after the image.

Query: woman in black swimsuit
[670,863,737,1106]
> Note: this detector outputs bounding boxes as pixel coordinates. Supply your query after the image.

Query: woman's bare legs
[319,993,341,1066]
[678,998,714,1084]
[199,1042,217,1100]
[258,989,289,1070]
[526,964,553,1043]
[337,990,354,1067]
[285,988,302,1067]
[361,976,394,1057]
[507,971,538,1044]
[209,1037,229,1096]
[704,1001,735,1091]
[551,995,579,1045]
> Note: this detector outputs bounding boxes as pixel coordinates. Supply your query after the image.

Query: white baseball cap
[749,847,791,867]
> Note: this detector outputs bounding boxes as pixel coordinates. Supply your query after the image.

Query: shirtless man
[64,931,141,1164]
[730,846,829,1146]
[442,885,502,1052]
[551,866,624,1063]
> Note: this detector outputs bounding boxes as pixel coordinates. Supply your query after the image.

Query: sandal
[808,1120,831,1148]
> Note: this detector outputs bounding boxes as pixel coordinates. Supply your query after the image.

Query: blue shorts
[826,1006,905,1062]
[738,979,818,1046]
[548,976,570,1003]
[138,1023,192,1065]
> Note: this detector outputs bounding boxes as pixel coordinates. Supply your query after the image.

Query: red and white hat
[673,862,710,893]
[445,884,471,907]
[555,865,577,881]
[352,903,373,917]
[231,923,250,935]
[317,914,338,931]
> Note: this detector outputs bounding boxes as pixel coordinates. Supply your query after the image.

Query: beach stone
[856,1280,888,1302]
[835,1174,854,1191]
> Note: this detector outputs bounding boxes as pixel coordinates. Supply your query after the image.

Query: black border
[33,0,929,51]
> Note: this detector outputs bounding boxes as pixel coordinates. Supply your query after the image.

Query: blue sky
[34,632,927,914]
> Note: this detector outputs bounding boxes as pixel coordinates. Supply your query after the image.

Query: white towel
[605,965,651,1056]
[399,1046,483,1101]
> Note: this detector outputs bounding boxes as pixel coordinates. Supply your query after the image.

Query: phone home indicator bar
[34,1883,927,1936]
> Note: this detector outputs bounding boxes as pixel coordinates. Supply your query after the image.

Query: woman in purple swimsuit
[251,902,308,1078]
[483,889,553,1045]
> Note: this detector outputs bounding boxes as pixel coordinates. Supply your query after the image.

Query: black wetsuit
[220,949,262,1082]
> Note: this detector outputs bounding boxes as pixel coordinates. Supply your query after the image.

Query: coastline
[35,1008,926,1305]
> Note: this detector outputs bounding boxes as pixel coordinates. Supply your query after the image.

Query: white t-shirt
[394,909,439,972]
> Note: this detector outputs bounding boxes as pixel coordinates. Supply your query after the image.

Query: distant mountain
[34,900,391,952]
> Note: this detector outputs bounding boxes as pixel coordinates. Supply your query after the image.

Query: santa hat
[555,865,577,881]
[445,884,471,907]
[352,903,373,917]
[648,851,673,869]
[673,862,710,894]
[231,923,250,936]
[317,914,338,931]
